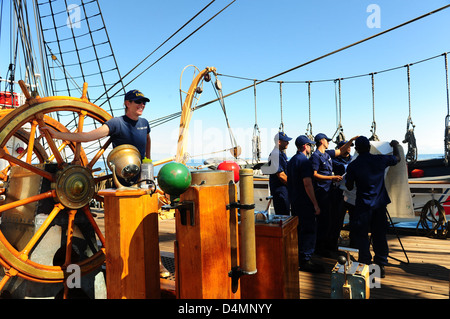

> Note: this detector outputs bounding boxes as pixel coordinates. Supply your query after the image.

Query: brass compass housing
[54,165,95,209]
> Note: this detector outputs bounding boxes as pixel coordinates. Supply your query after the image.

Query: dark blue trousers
[292,205,317,262]
[272,186,290,215]
[350,205,389,265]
[315,187,332,251]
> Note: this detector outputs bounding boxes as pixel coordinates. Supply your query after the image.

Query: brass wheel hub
[55,165,95,209]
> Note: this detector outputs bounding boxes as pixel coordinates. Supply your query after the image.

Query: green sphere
[157,162,192,196]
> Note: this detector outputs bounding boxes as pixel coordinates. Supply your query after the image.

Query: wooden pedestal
[100,189,160,299]
[175,184,240,299]
[240,216,299,299]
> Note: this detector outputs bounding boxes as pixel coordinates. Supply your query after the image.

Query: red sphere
[217,161,240,183]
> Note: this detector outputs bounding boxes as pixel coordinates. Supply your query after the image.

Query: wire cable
[94,0,236,106]
[196,4,450,109]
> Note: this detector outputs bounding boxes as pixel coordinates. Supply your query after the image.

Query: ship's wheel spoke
[82,205,105,247]
[1,146,15,170]
[0,127,48,181]
[0,190,56,216]
[0,160,10,180]
[87,138,112,170]
[19,203,63,260]
[26,120,38,163]
[64,209,77,267]
[47,139,70,162]
[0,148,55,182]
[73,111,87,165]
[35,113,65,166]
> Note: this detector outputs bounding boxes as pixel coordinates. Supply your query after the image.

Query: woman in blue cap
[41,89,151,165]
[40,89,171,278]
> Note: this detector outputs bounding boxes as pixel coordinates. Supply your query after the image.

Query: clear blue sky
[2,1,450,161]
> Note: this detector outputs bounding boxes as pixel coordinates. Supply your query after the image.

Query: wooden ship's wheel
[0,81,112,298]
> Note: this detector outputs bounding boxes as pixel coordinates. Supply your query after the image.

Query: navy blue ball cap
[275,132,292,142]
[125,89,150,102]
[314,133,332,144]
[295,135,315,148]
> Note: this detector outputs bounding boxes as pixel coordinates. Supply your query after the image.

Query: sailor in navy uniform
[267,132,292,215]
[309,133,357,255]
[345,136,400,276]
[287,135,323,272]
[329,140,354,252]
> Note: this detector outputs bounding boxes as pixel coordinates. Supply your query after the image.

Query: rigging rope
[5,0,44,101]
[32,0,51,97]
[195,4,450,110]
[32,0,124,171]
[305,81,315,150]
[150,5,450,135]
[369,72,380,141]
[446,53,450,116]
[45,0,71,97]
[97,0,236,107]
[220,52,450,85]
[252,80,261,164]
[94,0,216,104]
[444,53,450,165]
[278,81,284,132]
[403,64,417,164]
[0,0,4,51]
[211,75,240,159]
[48,0,124,115]
[332,78,345,144]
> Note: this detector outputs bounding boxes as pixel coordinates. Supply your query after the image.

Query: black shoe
[299,260,325,273]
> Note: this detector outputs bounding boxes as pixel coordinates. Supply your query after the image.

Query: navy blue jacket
[287,151,315,212]
[345,152,398,210]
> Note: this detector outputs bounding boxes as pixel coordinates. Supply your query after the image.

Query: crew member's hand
[314,205,321,216]
[39,126,57,138]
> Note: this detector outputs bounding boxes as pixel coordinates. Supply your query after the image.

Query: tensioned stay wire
[149,4,450,128]
[97,0,236,107]
[194,4,450,110]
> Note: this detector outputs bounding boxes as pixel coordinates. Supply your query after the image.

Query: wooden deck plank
[95,212,450,299]
[298,231,450,299]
